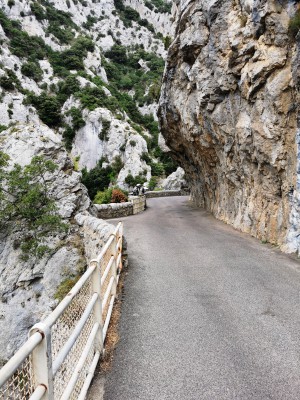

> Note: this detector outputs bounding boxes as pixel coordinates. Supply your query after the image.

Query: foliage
[163,36,172,50]
[21,61,43,82]
[111,155,124,174]
[125,173,146,187]
[81,163,113,199]
[0,153,68,260]
[0,125,8,133]
[150,161,164,176]
[99,119,111,141]
[148,176,158,190]
[0,69,22,91]
[26,92,62,127]
[111,188,128,203]
[113,0,156,31]
[148,0,172,13]
[31,0,77,44]
[94,187,113,204]
[67,107,85,130]
[289,9,300,37]
[63,107,85,150]
[55,276,80,301]
[141,151,151,164]
[94,186,128,204]
[105,44,128,64]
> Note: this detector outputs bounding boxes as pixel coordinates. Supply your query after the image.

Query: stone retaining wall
[94,196,146,219]
[145,190,189,198]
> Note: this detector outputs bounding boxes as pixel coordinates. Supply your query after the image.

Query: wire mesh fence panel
[0,223,123,400]
[70,341,95,400]
[0,356,34,400]
[51,278,95,399]
[100,240,116,322]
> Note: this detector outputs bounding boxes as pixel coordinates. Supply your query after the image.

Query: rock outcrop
[0,0,176,189]
[160,166,186,190]
[159,0,300,252]
[0,123,115,363]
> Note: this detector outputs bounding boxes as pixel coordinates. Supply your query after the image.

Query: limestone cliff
[0,123,115,363]
[159,0,300,252]
[0,0,175,190]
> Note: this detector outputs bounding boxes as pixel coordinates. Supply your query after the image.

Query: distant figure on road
[133,184,141,196]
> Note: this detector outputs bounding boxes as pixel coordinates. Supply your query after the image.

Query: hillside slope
[0,0,176,194]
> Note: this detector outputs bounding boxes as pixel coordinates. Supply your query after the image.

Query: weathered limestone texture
[0,123,115,363]
[159,0,300,252]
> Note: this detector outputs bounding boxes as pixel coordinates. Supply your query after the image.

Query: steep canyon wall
[159,0,300,252]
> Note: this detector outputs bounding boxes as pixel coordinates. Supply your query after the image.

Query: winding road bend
[101,197,300,399]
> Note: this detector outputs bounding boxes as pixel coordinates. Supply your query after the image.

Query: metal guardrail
[0,222,123,400]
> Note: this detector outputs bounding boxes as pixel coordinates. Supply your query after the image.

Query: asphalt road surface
[102,197,300,400]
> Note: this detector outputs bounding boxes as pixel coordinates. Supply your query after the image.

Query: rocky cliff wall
[0,123,115,363]
[159,0,300,252]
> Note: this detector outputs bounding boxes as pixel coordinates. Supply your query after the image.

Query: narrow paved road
[103,197,300,399]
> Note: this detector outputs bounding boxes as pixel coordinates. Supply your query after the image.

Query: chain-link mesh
[51,277,95,399]
[0,224,123,400]
[70,340,95,400]
[100,240,115,322]
[0,356,34,400]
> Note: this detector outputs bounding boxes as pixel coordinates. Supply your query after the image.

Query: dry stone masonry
[159,0,300,253]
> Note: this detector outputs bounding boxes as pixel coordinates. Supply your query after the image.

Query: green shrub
[150,161,164,176]
[30,2,46,20]
[94,186,128,204]
[148,176,158,190]
[21,61,43,82]
[81,163,113,199]
[27,92,62,127]
[55,276,81,301]
[94,187,113,204]
[67,107,85,130]
[99,119,111,141]
[111,155,124,174]
[289,9,300,37]
[0,125,8,132]
[0,153,68,260]
[105,44,128,64]
[0,75,15,91]
[129,139,136,147]
[141,152,151,163]
[125,173,146,187]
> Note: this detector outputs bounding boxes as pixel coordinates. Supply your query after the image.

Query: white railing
[0,222,123,400]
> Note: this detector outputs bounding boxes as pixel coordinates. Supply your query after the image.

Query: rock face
[159,0,300,252]
[0,124,115,363]
[0,0,176,189]
[160,167,186,190]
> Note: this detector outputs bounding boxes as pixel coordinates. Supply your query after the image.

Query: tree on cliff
[0,151,68,260]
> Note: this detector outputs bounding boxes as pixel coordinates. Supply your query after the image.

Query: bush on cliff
[94,187,128,204]
[0,152,68,260]
[289,9,300,37]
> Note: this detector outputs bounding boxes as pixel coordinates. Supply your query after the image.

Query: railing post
[90,260,104,354]
[111,234,118,296]
[29,323,54,400]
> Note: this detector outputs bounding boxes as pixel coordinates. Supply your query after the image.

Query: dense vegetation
[145,0,172,13]
[94,187,128,204]
[0,1,178,197]
[0,152,68,260]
